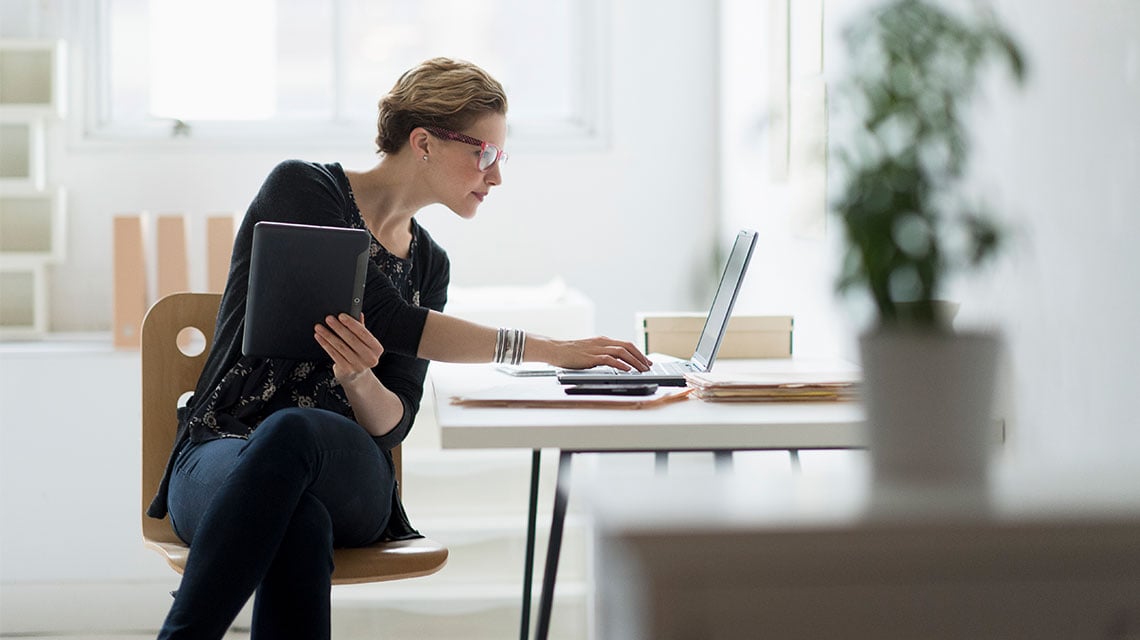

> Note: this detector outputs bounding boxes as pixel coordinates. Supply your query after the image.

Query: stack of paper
[684,372,860,402]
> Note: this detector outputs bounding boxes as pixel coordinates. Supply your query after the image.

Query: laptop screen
[691,230,758,371]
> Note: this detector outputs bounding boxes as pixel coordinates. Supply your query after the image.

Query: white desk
[430,358,866,640]
[433,358,866,452]
[583,465,1140,640]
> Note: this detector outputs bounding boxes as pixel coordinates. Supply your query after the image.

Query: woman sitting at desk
[151,57,651,639]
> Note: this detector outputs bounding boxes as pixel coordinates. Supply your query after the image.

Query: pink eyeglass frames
[423,126,508,171]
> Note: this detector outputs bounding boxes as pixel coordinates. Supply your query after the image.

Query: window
[88,0,607,147]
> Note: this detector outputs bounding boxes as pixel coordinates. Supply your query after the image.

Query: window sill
[71,117,610,154]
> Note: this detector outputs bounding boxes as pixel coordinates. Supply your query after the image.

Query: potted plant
[832,0,1026,497]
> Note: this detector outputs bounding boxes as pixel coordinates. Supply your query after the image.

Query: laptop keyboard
[574,361,698,376]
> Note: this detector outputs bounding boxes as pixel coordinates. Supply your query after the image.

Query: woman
[152,57,651,639]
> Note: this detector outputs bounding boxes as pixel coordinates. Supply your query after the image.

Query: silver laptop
[556,229,758,386]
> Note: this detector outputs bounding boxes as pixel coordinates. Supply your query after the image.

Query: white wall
[5,0,722,339]
[956,0,1140,466]
[718,0,854,363]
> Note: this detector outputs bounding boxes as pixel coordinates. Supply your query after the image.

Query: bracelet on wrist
[494,327,526,365]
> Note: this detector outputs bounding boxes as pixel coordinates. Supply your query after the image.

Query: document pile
[683,371,860,403]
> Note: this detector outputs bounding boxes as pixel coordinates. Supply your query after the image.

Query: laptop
[243,221,371,361]
[556,229,758,386]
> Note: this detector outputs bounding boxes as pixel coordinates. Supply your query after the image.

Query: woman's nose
[485,163,503,186]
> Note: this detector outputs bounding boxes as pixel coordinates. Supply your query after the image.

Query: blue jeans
[158,408,395,640]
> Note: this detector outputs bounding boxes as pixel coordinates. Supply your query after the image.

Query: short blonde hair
[376,57,508,155]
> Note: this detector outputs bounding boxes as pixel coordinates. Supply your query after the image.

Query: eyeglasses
[423,126,508,171]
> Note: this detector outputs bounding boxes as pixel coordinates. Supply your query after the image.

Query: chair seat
[144,534,449,585]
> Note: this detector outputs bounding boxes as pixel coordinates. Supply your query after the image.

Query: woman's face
[428,113,507,219]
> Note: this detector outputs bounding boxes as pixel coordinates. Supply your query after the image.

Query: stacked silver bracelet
[494,327,526,366]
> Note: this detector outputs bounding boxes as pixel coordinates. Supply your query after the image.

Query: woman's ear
[409,128,431,158]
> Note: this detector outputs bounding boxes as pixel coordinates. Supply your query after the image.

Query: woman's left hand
[314,313,384,386]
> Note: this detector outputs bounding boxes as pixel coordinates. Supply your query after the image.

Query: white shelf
[0,263,48,336]
[0,39,67,339]
[0,39,66,118]
[0,117,45,189]
[0,186,67,266]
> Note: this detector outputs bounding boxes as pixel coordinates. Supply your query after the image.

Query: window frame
[77,0,611,152]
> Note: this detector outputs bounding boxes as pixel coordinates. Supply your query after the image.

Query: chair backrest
[141,293,220,544]
[140,292,403,545]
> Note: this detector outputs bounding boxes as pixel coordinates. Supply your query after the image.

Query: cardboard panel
[155,214,188,297]
[112,215,147,349]
[205,214,234,292]
[638,313,794,359]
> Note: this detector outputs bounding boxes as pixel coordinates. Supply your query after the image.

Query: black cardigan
[146,160,450,541]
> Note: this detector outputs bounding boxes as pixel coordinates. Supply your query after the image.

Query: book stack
[684,371,860,402]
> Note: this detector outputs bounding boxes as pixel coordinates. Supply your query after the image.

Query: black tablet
[242,221,370,361]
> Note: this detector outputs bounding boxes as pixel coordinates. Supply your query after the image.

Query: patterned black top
[188,192,425,441]
[146,160,451,541]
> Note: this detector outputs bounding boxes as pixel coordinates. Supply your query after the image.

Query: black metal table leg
[535,450,573,640]
[520,449,541,640]
[714,450,734,473]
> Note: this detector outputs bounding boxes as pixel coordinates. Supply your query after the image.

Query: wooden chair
[141,292,448,584]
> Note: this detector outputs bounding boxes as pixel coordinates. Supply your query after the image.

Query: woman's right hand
[532,336,653,372]
[314,313,383,386]
[315,313,405,437]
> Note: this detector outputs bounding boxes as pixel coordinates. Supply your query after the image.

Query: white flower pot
[859,328,1002,498]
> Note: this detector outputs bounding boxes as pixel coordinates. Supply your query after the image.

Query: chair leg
[714,450,734,473]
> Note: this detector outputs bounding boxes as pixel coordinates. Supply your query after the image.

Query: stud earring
[422,155,428,161]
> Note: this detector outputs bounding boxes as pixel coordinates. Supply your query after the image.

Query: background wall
[953,0,1140,467]
[2,0,722,340]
